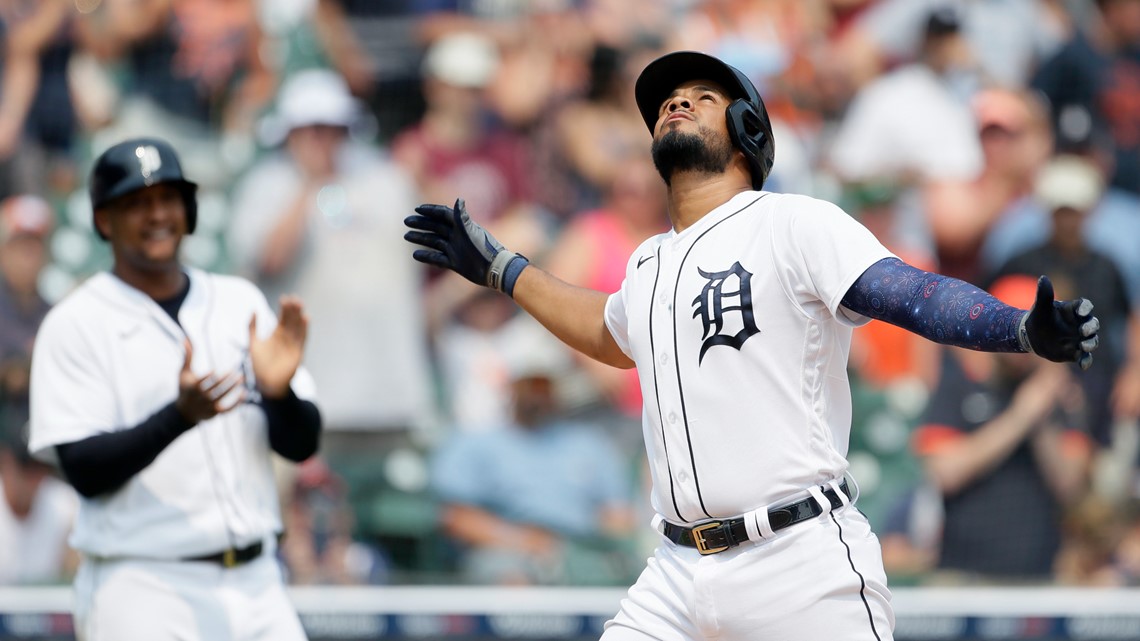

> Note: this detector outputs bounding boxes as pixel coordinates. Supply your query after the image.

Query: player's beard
[651,126,735,187]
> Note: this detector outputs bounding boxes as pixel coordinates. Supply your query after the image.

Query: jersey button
[667,411,678,424]
[659,352,670,366]
[678,471,689,482]
[658,292,668,305]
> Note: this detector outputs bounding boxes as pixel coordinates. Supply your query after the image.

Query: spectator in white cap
[988,154,1140,446]
[228,68,437,436]
[391,31,539,234]
[391,31,547,395]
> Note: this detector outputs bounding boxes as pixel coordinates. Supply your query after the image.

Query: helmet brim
[634,51,755,134]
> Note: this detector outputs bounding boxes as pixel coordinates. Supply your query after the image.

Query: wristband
[501,254,530,298]
[487,250,529,297]
[1017,311,1033,354]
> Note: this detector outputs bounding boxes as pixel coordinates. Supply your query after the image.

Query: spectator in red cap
[0,194,73,587]
[0,195,54,436]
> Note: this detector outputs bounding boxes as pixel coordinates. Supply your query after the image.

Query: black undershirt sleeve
[59,278,319,495]
[56,388,321,498]
[261,388,322,462]
[55,403,195,498]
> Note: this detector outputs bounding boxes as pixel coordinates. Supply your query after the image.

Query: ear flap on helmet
[726,98,773,190]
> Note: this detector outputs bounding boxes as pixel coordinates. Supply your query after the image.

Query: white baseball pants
[73,552,307,641]
[603,505,894,641]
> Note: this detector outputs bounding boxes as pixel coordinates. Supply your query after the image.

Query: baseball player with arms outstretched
[28,138,322,641]
[407,52,1101,640]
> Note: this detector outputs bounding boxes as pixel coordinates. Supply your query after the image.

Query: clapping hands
[249,295,309,400]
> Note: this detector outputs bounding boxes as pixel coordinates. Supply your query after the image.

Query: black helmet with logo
[88,137,199,239]
[634,51,775,190]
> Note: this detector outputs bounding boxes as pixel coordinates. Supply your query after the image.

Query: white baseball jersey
[28,268,317,559]
[604,191,894,523]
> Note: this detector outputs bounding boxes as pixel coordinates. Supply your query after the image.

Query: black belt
[186,541,263,568]
[663,481,851,555]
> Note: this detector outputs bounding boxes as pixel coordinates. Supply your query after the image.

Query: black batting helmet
[89,137,199,239]
[634,51,775,190]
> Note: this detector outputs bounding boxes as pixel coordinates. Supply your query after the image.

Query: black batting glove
[404,199,529,296]
[1018,276,1100,370]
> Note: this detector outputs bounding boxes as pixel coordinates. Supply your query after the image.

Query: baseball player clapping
[407,51,1099,641]
[28,138,321,641]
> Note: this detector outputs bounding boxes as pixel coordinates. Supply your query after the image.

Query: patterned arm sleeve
[841,257,1028,353]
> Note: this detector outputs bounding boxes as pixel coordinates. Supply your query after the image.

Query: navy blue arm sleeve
[55,403,195,498]
[841,257,1027,352]
[261,388,321,462]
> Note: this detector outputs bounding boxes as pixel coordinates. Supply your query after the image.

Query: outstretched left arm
[842,258,1100,369]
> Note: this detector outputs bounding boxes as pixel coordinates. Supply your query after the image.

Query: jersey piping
[661,194,766,523]
[646,246,684,522]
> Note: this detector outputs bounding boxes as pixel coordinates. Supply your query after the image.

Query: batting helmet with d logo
[88,137,199,239]
[634,51,776,191]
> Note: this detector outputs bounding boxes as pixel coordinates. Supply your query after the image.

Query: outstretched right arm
[404,199,633,369]
[511,267,633,369]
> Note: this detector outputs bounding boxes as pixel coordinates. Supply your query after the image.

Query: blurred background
[1,0,1140,639]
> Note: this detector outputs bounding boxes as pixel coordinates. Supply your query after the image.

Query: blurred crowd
[1,0,1140,590]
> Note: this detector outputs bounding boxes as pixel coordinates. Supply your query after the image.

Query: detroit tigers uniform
[601,191,895,640]
[28,268,316,641]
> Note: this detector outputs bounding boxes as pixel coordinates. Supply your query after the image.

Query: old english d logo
[135,145,163,185]
[692,262,760,364]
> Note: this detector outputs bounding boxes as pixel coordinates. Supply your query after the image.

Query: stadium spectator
[391,31,537,231]
[431,294,545,433]
[580,0,673,53]
[0,195,53,435]
[544,154,667,425]
[1032,0,1140,197]
[1104,502,1140,585]
[229,68,434,434]
[0,194,74,586]
[257,0,377,98]
[989,154,1140,447]
[278,457,389,585]
[826,6,984,186]
[983,134,1140,327]
[395,31,555,430]
[1054,494,1140,586]
[430,320,637,585]
[539,44,660,219]
[0,422,78,585]
[0,0,88,200]
[915,275,1093,583]
[825,6,996,286]
[79,0,274,187]
[926,86,1053,284]
[846,0,1068,89]
[877,484,942,584]
[668,0,814,98]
